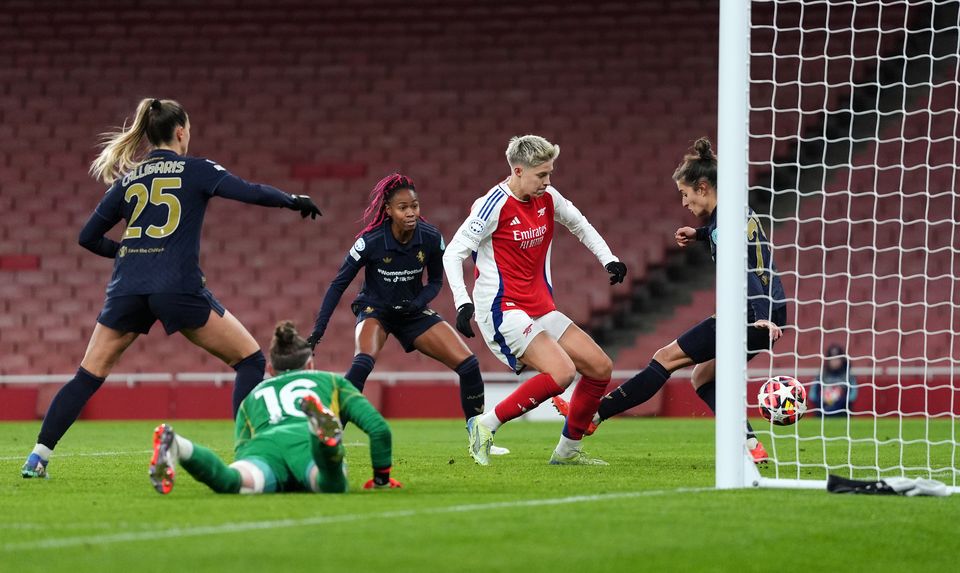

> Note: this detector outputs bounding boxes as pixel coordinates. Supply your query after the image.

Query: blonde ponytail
[89,98,154,184]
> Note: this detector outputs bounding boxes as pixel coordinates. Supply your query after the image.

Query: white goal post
[717,0,960,492]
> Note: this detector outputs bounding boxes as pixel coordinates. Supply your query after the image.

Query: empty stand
[1,0,711,375]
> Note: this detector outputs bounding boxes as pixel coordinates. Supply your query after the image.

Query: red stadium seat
[1,0,929,375]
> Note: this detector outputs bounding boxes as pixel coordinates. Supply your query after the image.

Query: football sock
[36,367,105,450]
[486,372,564,430]
[174,434,194,461]
[478,410,502,432]
[345,353,376,392]
[596,359,670,421]
[554,434,582,457]
[563,376,609,440]
[181,444,242,494]
[30,444,52,462]
[695,380,757,439]
[310,435,348,493]
[455,356,485,421]
[232,350,266,416]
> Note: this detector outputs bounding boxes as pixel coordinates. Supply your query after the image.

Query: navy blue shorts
[352,304,444,353]
[97,289,227,335]
[676,306,788,365]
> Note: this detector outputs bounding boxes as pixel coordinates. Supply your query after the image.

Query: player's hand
[291,195,322,219]
[456,303,475,338]
[753,319,782,342]
[306,331,322,350]
[363,477,403,489]
[605,261,627,285]
[675,226,697,247]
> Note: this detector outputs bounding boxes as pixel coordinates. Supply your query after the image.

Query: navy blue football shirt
[696,207,787,321]
[79,149,296,296]
[311,219,445,338]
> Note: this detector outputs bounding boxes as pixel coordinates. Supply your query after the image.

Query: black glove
[605,261,627,285]
[306,332,321,351]
[290,195,322,219]
[455,303,475,338]
[390,300,420,316]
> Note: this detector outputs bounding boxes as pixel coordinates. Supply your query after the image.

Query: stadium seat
[0,0,930,377]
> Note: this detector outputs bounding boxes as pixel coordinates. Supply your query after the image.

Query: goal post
[716,0,752,489]
[719,0,960,492]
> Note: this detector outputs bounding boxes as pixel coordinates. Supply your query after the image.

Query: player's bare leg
[517,333,578,386]
[80,323,141,377]
[182,310,263,414]
[181,310,259,365]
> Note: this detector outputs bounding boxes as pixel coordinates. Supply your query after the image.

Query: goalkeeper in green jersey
[149,320,400,494]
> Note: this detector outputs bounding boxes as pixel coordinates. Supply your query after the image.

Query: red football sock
[494,372,564,423]
[564,376,610,439]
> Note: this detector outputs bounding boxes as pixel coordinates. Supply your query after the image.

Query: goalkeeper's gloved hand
[363,467,402,489]
[605,261,627,285]
[306,331,322,350]
[290,195,322,219]
[455,303,475,338]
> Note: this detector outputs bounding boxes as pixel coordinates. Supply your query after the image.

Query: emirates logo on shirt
[513,224,548,249]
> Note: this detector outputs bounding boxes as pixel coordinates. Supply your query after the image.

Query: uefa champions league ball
[758,375,807,426]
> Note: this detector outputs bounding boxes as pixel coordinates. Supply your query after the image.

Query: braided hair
[357,173,418,238]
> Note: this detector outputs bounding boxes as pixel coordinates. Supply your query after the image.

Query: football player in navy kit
[307,174,506,454]
[553,138,788,463]
[21,98,322,479]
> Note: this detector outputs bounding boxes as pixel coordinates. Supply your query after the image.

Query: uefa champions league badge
[711,228,718,245]
[468,218,485,235]
[349,237,366,260]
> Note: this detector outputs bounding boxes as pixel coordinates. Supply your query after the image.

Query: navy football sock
[695,380,756,439]
[232,351,266,416]
[596,359,670,421]
[37,367,105,449]
[695,380,717,411]
[454,355,484,421]
[345,353,376,392]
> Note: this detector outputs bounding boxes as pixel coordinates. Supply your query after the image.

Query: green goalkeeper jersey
[235,370,392,470]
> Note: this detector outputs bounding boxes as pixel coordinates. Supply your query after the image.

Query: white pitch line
[0,450,152,461]
[2,487,712,552]
[0,443,368,462]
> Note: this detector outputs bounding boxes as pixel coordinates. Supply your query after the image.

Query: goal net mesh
[747,0,959,486]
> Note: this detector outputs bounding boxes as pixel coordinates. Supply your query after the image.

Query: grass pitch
[1,418,957,572]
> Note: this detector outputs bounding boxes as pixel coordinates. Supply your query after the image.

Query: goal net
[719,0,960,490]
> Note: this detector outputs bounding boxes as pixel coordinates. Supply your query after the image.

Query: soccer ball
[758,375,807,426]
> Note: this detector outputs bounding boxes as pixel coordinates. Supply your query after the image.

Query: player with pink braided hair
[308,174,508,456]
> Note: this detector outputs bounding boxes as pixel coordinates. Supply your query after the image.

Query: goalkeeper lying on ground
[149,320,401,494]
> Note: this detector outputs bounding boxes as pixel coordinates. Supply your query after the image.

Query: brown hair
[89,98,189,184]
[269,320,312,372]
[672,137,717,190]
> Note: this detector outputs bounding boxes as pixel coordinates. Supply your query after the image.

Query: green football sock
[181,444,242,494]
[311,437,347,493]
